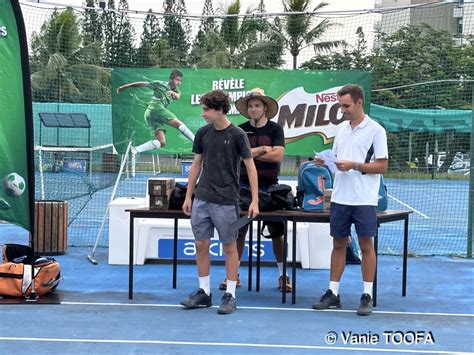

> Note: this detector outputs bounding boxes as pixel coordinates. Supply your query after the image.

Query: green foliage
[102,0,136,68]
[371,24,471,109]
[162,0,191,67]
[30,7,110,103]
[278,0,342,69]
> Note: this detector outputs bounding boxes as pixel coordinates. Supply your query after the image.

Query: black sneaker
[312,289,341,310]
[180,288,212,309]
[217,292,236,315]
[357,293,373,316]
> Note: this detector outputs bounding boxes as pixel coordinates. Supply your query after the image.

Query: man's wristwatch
[354,162,361,171]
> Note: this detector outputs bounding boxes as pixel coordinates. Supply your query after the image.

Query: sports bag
[267,184,296,210]
[0,244,61,297]
[296,161,333,211]
[239,187,278,212]
[168,182,188,210]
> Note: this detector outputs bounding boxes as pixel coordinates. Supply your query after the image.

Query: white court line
[387,193,430,219]
[0,336,469,354]
[60,301,474,318]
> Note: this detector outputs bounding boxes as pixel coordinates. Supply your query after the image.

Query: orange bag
[0,258,61,297]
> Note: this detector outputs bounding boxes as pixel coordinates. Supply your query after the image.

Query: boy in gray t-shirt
[180,90,259,315]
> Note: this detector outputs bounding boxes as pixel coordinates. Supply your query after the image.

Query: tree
[136,10,162,67]
[219,0,284,69]
[30,7,110,103]
[102,0,136,68]
[300,27,371,70]
[278,0,343,69]
[371,24,472,109]
[188,0,222,67]
[161,0,191,67]
[80,0,103,65]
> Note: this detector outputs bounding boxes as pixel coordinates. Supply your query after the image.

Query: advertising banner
[112,69,370,156]
[0,0,34,231]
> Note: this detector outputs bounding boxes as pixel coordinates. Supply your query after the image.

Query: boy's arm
[242,157,259,218]
[182,154,202,216]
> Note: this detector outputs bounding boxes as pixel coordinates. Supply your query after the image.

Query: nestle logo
[315,92,337,103]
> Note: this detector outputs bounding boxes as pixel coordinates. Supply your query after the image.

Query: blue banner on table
[158,239,276,261]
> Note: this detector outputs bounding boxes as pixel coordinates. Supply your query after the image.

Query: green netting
[12,0,473,256]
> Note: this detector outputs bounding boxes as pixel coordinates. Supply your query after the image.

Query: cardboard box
[149,195,170,210]
[323,189,332,212]
[148,178,175,196]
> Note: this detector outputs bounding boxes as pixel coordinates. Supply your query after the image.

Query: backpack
[0,244,61,297]
[296,161,333,211]
[377,175,388,212]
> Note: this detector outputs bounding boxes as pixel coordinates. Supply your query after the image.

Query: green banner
[371,104,472,133]
[0,0,32,231]
[112,69,370,156]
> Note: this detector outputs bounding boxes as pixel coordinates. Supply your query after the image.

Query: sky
[25,0,376,14]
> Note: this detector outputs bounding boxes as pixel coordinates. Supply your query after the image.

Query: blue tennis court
[0,240,472,354]
[41,171,470,255]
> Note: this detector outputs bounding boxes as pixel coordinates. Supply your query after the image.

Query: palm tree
[30,8,110,103]
[219,0,283,68]
[279,0,343,69]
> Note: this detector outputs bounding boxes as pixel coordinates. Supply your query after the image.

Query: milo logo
[271,86,345,145]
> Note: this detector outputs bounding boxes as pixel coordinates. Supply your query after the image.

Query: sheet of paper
[315,149,337,174]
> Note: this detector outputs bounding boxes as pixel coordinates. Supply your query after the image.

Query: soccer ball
[3,172,26,197]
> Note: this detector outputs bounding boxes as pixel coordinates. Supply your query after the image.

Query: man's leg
[131,129,165,177]
[135,130,165,153]
[267,222,292,292]
[212,203,239,314]
[312,236,347,310]
[356,236,376,316]
[219,227,245,290]
[329,237,350,284]
[354,205,378,316]
[218,241,239,314]
[168,118,195,142]
[195,239,211,279]
[223,241,239,286]
[181,199,212,309]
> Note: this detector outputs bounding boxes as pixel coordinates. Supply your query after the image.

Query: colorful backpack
[296,161,333,211]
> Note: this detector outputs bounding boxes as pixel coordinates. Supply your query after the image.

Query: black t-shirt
[239,120,285,188]
[193,123,252,205]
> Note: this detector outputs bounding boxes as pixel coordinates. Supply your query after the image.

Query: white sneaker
[130,147,138,177]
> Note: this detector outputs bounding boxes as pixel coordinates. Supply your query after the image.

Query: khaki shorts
[191,199,239,244]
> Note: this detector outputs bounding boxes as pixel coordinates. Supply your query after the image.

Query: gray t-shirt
[193,123,252,205]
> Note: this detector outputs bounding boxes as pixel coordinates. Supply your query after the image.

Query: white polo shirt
[331,115,388,206]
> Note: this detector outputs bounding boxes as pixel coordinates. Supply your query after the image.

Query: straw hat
[235,88,279,119]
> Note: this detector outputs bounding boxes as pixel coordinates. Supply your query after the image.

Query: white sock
[136,139,161,153]
[226,280,237,298]
[199,275,210,296]
[277,262,287,277]
[329,281,340,296]
[178,124,195,142]
[363,281,373,297]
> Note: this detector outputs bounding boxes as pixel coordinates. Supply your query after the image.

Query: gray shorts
[191,199,239,244]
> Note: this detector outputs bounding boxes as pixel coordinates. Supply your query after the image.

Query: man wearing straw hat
[218,88,292,293]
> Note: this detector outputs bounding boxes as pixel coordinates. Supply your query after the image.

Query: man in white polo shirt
[313,84,388,316]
